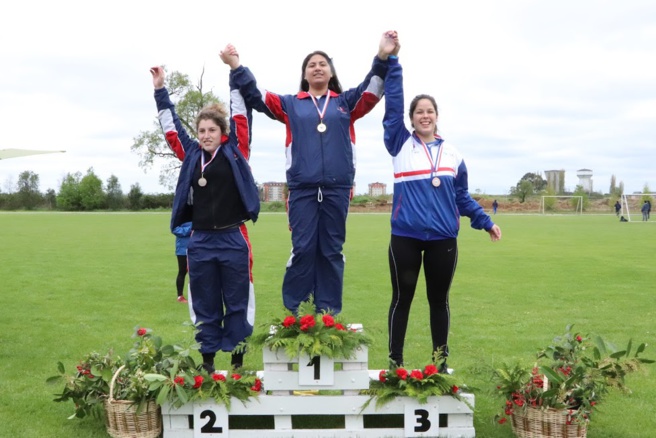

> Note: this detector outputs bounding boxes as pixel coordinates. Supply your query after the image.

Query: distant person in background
[382,48,502,372]
[492,199,499,215]
[647,200,652,219]
[614,200,621,217]
[172,221,192,303]
[642,201,649,221]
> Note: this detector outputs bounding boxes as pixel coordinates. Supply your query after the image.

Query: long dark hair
[299,51,343,94]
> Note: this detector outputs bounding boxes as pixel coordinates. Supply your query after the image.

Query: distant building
[261,182,286,202]
[576,169,593,193]
[544,169,565,194]
[368,182,386,197]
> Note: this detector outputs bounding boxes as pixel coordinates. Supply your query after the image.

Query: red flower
[505,408,513,415]
[378,370,387,382]
[590,401,597,406]
[299,315,316,331]
[322,314,335,327]
[174,376,185,386]
[282,316,296,328]
[498,417,507,424]
[410,369,424,380]
[251,378,262,392]
[424,364,438,376]
[335,323,346,331]
[137,328,147,336]
[87,373,95,379]
[576,335,583,342]
[212,373,226,382]
[396,368,408,380]
[452,385,459,393]
[193,375,204,389]
[232,373,242,380]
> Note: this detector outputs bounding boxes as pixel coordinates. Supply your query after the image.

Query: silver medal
[317,122,327,133]
[198,177,207,187]
[432,177,441,187]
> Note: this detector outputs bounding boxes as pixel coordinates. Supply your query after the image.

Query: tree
[16,170,41,210]
[106,175,124,210]
[511,180,534,203]
[57,172,83,210]
[520,172,547,192]
[572,185,590,211]
[78,168,106,210]
[44,189,57,210]
[127,183,144,211]
[609,175,617,195]
[131,68,222,189]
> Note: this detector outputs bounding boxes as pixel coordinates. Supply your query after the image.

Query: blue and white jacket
[383,58,494,240]
[155,66,261,231]
[244,57,388,189]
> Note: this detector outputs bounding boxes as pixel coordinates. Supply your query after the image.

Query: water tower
[576,169,593,193]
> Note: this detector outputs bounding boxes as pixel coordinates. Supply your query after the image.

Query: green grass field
[0,212,654,437]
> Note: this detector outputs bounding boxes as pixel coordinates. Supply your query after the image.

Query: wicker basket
[511,407,587,438]
[104,365,162,438]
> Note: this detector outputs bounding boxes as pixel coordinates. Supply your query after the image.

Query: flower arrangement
[48,323,262,419]
[244,299,372,360]
[493,325,653,427]
[361,362,469,410]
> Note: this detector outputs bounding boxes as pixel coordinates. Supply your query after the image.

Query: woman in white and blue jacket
[151,45,260,373]
[242,31,398,315]
[172,221,192,303]
[383,53,502,370]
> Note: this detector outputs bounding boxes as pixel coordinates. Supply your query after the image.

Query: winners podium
[162,326,474,437]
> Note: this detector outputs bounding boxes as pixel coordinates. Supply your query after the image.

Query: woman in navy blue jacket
[151,45,260,372]
[243,31,398,316]
[383,51,502,371]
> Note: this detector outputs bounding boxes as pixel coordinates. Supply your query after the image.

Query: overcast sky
[1,0,654,196]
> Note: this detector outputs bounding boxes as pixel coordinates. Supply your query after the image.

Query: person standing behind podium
[382,50,502,371]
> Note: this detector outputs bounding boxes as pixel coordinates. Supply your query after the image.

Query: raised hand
[378,30,399,60]
[220,44,240,70]
[150,66,165,90]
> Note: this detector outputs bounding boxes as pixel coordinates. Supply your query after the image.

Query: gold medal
[317,122,327,133]
[198,177,207,187]
[432,177,441,187]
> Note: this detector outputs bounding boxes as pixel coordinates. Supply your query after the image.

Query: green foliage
[16,170,42,210]
[106,175,124,210]
[362,362,468,411]
[571,185,590,210]
[57,171,83,210]
[493,325,654,425]
[79,168,106,210]
[127,183,144,210]
[511,179,534,203]
[244,299,372,360]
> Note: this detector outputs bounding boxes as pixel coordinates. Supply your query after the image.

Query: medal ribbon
[309,92,331,125]
[414,134,442,178]
[200,146,221,176]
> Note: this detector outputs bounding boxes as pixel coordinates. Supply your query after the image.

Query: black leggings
[388,235,458,365]
[176,255,188,296]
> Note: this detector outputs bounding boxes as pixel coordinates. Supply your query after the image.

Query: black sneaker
[231,352,243,370]
[201,362,215,374]
[438,362,450,374]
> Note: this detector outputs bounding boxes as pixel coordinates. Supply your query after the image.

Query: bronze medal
[432,177,441,187]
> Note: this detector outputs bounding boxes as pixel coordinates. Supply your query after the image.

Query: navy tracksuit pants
[187,225,255,354]
[283,187,350,314]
